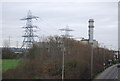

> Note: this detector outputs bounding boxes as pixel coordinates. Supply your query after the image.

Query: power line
[38,17,58,30]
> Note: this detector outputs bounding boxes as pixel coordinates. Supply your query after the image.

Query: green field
[2,59,20,72]
[0,60,2,72]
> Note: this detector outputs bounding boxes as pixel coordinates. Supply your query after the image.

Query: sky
[0,1,119,50]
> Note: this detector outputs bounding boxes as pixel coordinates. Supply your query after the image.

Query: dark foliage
[2,48,18,59]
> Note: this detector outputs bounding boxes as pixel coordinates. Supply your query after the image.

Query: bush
[2,48,18,59]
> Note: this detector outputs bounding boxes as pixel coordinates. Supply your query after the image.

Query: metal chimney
[88,19,94,43]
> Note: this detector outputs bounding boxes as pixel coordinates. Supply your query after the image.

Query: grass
[2,59,20,72]
[94,71,103,79]
[0,59,2,72]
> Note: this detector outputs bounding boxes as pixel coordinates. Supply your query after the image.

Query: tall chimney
[88,19,94,43]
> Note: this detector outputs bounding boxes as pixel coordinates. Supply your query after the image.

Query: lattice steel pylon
[59,25,73,81]
[59,25,74,38]
[21,10,39,49]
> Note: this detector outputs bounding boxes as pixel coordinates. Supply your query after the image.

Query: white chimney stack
[88,19,94,43]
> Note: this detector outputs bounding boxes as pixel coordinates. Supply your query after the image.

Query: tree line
[3,36,115,79]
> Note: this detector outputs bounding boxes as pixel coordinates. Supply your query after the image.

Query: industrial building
[81,19,98,48]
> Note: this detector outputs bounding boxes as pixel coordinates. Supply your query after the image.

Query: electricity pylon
[59,25,73,81]
[21,10,39,49]
[59,25,73,38]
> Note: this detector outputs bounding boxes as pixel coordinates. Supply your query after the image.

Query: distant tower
[59,25,73,38]
[21,10,39,49]
[88,19,94,43]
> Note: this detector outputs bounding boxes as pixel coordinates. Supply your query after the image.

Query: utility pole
[99,43,106,70]
[88,19,94,79]
[8,36,11,48]
[59,25,73,81]
[118,1,120,61]
[62,45,65,81]
[90,43,93,79]
[103,45,106,70]
[20,10,39,49]
[16,41,18,49]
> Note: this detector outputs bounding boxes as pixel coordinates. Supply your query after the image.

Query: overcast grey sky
[1,2,118,50]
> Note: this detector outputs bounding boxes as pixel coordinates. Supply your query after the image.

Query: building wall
[81,40,98,48]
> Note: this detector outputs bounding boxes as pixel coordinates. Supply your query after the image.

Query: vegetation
[0,59,2,72]
[2,36,115,79]
[2,59,20,72]
[2,48,18,59]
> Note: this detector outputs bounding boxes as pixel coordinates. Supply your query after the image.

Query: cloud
[1,2,118,49]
